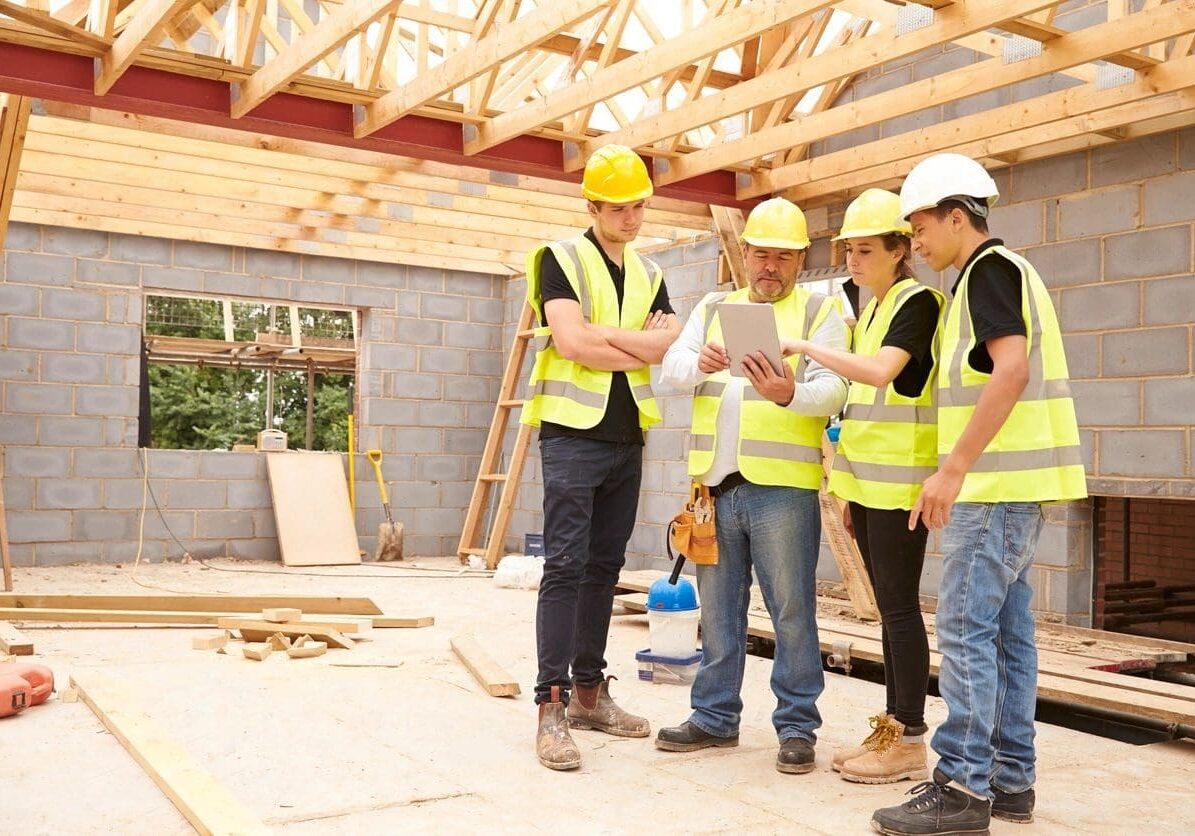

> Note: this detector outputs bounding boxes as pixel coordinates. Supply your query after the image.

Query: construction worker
[871,154,1087,836]
[522,144,680,771]
[779,189,944,784]
[655,197,848,775]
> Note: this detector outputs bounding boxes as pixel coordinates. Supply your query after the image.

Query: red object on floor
[0,662,54,715]
[0,673,31,718]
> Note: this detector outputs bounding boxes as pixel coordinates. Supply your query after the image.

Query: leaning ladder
[457,301,536,569]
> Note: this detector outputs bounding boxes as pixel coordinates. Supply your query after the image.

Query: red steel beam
[0,42,757,210]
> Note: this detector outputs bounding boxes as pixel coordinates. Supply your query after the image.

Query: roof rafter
[0,0,109,48]
[96,0,193,94]
[0,92,32,246]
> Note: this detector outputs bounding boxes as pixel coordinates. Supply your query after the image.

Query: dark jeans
[535,436,643,705]
[849,502,931,730]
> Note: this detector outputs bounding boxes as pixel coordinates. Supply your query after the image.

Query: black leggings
[849,502,930,731]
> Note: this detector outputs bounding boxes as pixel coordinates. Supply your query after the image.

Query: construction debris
[286,640,327,659]
[191,632,230,651]
[266,633,292,651]
[262,607,302,623]
[450,634,521,698]
[0,621,33,655]
[242,643,273,662]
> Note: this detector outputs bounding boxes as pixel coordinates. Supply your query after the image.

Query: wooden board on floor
[215,617,364,635]
[70,671,270,836]
[266,452,361,566]
[236,625,356,649]
[450,634,521,697]
[372,615,434,628]
[0,620,32,655]
[0,594,382,615]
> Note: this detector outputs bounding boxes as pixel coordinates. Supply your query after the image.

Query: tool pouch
[667,483,718,566]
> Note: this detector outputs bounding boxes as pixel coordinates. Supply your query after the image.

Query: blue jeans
[932,502,1045,799]
[688,483,824,743]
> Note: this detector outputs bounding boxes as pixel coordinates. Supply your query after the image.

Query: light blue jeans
[932,502,1046,799]
[688,483,824,743]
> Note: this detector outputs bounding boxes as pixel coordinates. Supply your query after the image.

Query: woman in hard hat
[780,188,943,785]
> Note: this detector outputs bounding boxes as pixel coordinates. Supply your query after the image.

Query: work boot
[536,686,581,771]
[655,721,739,752]
[567,676,650,738]
[776,737,816,774]
[991,785,1035,823]
[833,713,894,772]
[841,719,929,784]
[871,769,991,835]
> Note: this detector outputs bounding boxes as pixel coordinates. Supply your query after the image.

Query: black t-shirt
[871,287,940,398]
[537,228,673,445]
[950,238,1026,374]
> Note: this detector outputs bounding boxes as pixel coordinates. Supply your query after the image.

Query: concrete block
[443,322,500,351]
[71,510,137,540]
[1010,153,1088,203]
[365,343,416,373]
[104,479,152,510]
[167,480,228,509]
[223,480,270,509]
[1144,377,1195,426]
[357,261,406,288]
[103,417,139,447]
[1142,169,1195,226]
[6,510,71,543]
[1181,126,1195,170]
[37,480,103,510]
[1069,379,1140,427]
[174,241,232,271]
[3,477,33,510]
[943,89,1006,121]
[202,271,259,298]
[392,373,441,400]
[0,416,38,444]
[879,107,941,140]
[39,416,104,446]
[419,347,468,375]
[388,481,440,510]
[446,270,499,298]
[41,352,108,384]
[5,383,72,415]
[911,47,977,81]
[395,428,444,453]
[0,283,39,316]
[43,227,108,258]
[420,293,469,321]
[73,448,140,478]
[107,356,140,386]
[33,541,100,567]
[363,398,418,426]
[1048,568,1093,619]
[110,234,172,264]
[246,249,300,278]
[1092,134,1176,187]
[145,449,200,478]
[78,323,141,355]
[4,222,41,251]
[445,429,486,455]
[1059,281,1139,332]
[1102,327,1189,377]
[142,510,195,540]
[469,298,504,325]
[1104,226,1191,280]
[76,385,139,417]
[418,401,465,427]
[7,447,73,479]
[290,281,345,305]
[1009,72,1083,104]
[1143,275,1195,326]
[849,66,911,100]
[394,317,443,346]
[228,539,281,562]
[416,456,466,482]
[407,266,445,292]
[468,351,502,377]
[989,201,1043,249]
[445,377,494,403]
[253,510,276,538]
[1022,239,1101,289]
[198,452,261,480]
[1057,187,1138,240]
[141,266,204,293]
[1100,430,1186,478]
[345,285,397,309]
[0,350,37,381]
[5,252,74,286]
[8,317,74,350]
[197,510,254,538]
[1060,334,1098,380]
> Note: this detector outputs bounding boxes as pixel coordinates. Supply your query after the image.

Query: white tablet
[717,302,784,378]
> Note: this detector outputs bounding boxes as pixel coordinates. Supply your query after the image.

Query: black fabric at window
[950,238,1025,374]
[878,288,940,398]
[537,229,673,445]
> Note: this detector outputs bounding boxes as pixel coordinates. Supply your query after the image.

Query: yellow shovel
[366,450,403,561]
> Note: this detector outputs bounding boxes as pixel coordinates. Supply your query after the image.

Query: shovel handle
[668,555,685,585]
[366,450,389,506]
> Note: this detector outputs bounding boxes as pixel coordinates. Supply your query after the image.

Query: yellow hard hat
[741,197,810,250]
[834,188,913,240]
[582,144,653,203]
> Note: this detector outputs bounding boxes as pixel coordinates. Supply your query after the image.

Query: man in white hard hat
[654,197,848,776]
[870,154,1086,836]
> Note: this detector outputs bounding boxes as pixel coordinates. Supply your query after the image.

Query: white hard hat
[898,153,999,221]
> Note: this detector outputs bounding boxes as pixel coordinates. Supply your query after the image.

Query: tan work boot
[566,676,650,738]
[839,718,928,784]
[832,714,893,772]
[537,686,581,771]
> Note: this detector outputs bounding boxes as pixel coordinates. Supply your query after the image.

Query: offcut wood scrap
[450,634,521,697]
[262,607,302,623]
[266,633,292,651]
[286,637,327,659]
[0,621,34,655]
[191,631,229,651]
[243,643,273,661]
[372,615,434,628]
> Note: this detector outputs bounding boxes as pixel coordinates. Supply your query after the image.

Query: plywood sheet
[266,452,360,566]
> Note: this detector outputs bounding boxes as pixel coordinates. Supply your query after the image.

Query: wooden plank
[372,615,434,628]
[215,616,363,634]
[0,0,110,48]
[95,0,195,95]
[265,452,360,566]
[0,621,33,655]
[70,671,270,836]
[238,624,355,648]
[0,607,292,624]
[450,633,521,697]
[0,93,32,250]
[709,205,747,289]
[261,606,302,622]
[0,593,382,614]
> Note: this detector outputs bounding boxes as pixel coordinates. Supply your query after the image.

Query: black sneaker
[871,769,991,835]
[991,785,1034,823]
[655,721,739,752]
[777,737,816,774]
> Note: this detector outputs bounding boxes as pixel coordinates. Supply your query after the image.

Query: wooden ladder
[457,301,536,570]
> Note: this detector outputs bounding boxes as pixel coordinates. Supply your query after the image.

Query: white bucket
[647,608,700,659]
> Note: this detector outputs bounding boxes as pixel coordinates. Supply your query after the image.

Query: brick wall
[1,222,504,566]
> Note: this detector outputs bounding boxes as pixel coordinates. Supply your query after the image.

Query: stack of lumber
[1103,580,1195,631]
[616,570,1195,728]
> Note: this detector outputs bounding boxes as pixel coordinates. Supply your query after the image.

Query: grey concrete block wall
[2,223,503,566]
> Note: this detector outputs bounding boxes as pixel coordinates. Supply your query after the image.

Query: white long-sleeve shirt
[661,292,849,487]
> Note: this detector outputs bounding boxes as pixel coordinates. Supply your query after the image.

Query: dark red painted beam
[0,41,758,210]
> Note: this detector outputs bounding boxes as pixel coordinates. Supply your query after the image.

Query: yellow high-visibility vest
[521,234,663,430]
[829,279,945,510]
[939,244,1087,503]
[688,286,843,490]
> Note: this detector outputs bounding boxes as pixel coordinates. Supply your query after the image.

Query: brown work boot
[840,718,928,784]
[832,714,893,772]
[567,676,650,738]
[537,686,581,771]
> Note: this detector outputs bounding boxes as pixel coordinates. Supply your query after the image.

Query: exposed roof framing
[0,0,1192,251]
